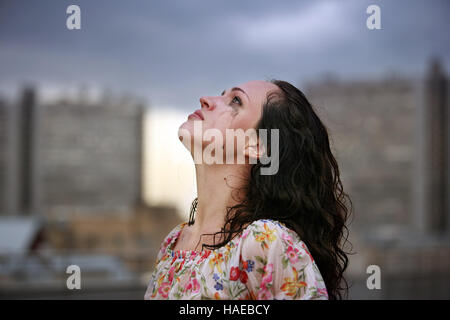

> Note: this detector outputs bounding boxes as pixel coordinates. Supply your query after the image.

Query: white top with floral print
[144,219,328,300]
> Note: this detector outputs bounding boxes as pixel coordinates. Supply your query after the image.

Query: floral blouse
[144,219,328,300]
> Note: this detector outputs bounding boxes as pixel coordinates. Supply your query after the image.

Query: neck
[191,163,249,237]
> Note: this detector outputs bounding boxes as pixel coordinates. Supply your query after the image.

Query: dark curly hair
[191,79,353,300]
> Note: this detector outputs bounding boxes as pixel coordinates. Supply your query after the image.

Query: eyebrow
[221,87,250,100]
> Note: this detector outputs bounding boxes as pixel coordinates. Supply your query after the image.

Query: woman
[145,80,352,300]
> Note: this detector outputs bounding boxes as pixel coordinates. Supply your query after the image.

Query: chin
[179,120,193,135]
[178,121,193,150]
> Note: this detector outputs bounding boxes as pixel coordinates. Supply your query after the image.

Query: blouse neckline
[166,222,212,258]
[166,219,290,259]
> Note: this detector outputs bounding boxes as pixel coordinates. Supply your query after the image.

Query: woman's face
[179,80,279,155]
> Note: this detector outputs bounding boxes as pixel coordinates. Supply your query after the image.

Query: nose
[200,96,215,111]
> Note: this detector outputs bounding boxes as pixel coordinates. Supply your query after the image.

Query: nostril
[200,97,210,109]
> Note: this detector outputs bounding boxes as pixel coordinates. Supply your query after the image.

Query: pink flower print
[281,232,293,244]
[191,278,200,293]
[286,245,300,264]
[158,282,171,298]
[317,287,329,298]
[257,285,273,300]
[185,278,200,294]
[162,236,174,253]
[198,250,211,264]
[168,266,175,283]
[261,263,273,286]
[301,243,314,262]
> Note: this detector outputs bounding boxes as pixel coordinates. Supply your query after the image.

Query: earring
[188,197,198,226]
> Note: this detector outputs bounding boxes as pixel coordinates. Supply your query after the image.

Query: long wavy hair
[191,79,353,300]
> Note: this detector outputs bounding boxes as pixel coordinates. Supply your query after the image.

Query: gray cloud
[0,0,449,109]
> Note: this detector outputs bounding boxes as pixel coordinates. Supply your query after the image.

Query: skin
[175,80,280,251]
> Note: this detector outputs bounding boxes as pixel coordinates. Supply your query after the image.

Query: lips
[190,109,204,120]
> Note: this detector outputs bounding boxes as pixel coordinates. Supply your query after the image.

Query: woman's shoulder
[158,221,188,254]
[240,219,302,247]
[243,219,298,237]
[240,219,316,265]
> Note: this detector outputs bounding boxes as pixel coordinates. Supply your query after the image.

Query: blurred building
[0,88,145,216]
[44,205,180,272]
[306,58,450,299]
[0,88,182,299]
[307,75,417,229]
[0,98,15,215]
[422,59,449,234]
[0,205,181,299]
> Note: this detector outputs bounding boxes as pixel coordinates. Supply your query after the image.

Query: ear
[243,136,266,160]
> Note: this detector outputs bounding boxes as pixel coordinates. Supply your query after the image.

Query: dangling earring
[188,197,198,226]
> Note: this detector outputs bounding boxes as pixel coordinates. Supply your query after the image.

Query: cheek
[208,110,234,132]
[229,112,259,131]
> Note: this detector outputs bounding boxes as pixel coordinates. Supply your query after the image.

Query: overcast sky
[1,0,449,110]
